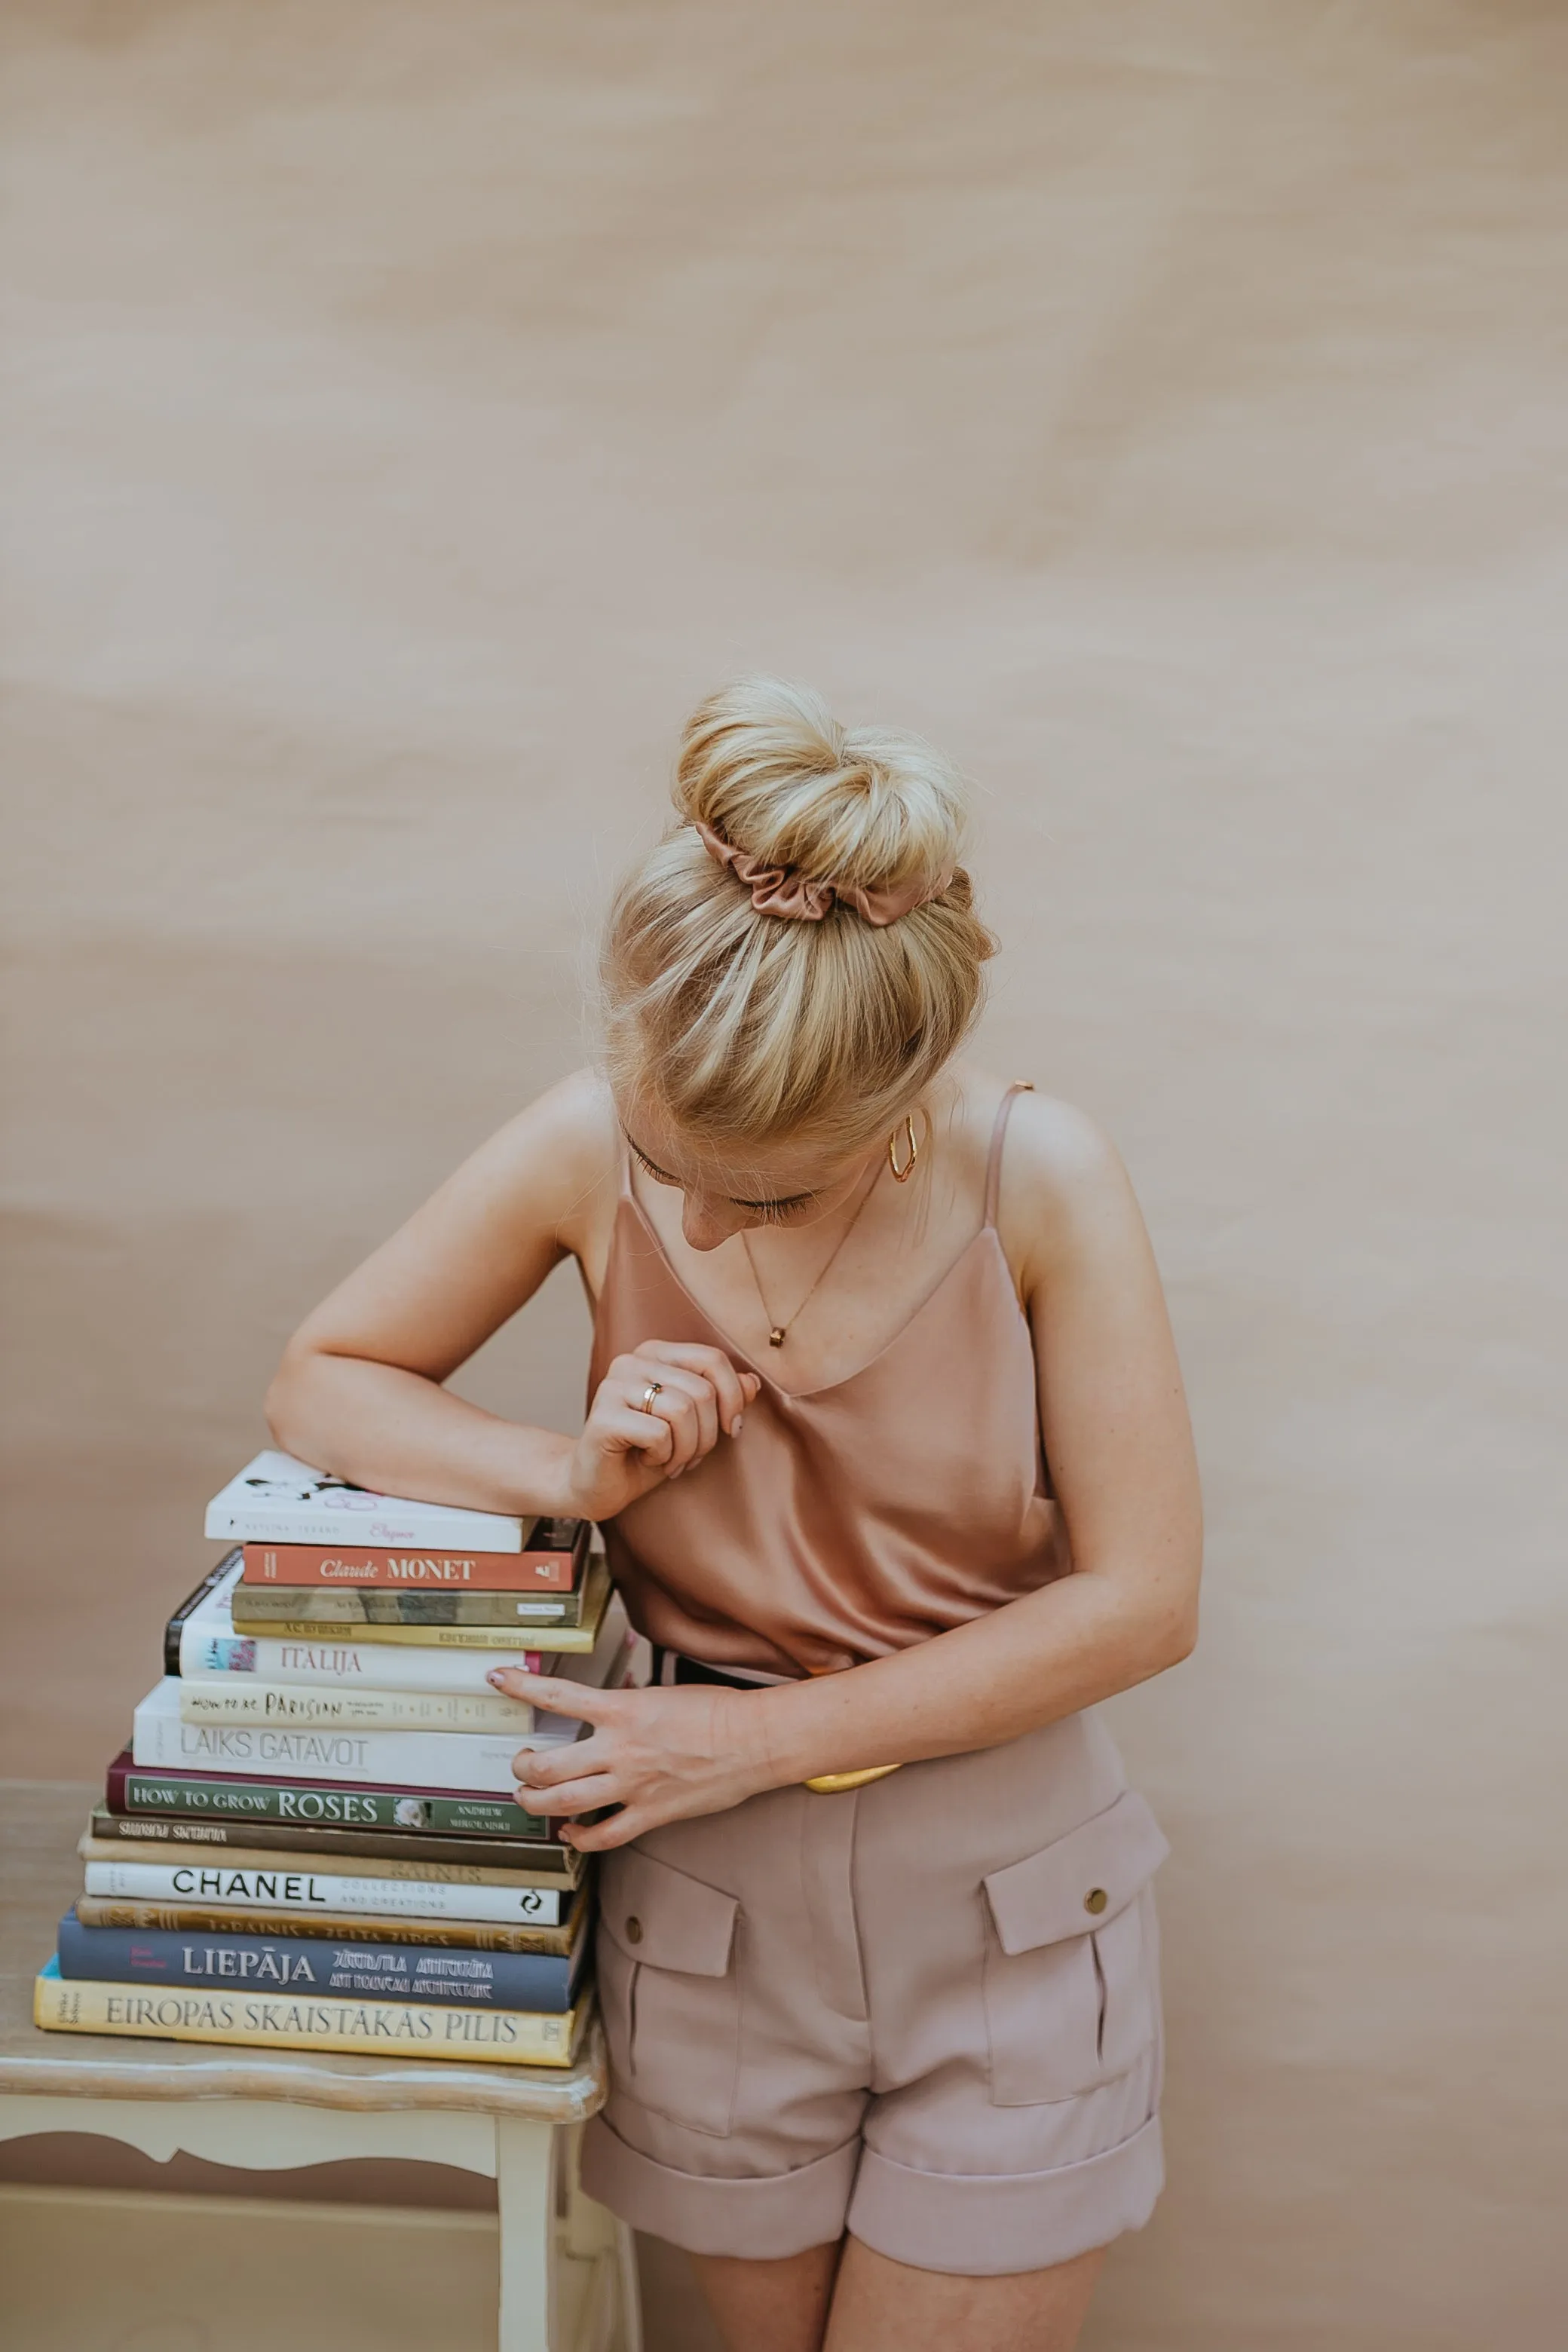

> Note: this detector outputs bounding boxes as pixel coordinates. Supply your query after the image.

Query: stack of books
[35,1451,626,2071]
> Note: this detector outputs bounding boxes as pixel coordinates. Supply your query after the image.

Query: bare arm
[749,1098,1202,1769]
[265,1069,755,1521]
[503,1095,1203,1846]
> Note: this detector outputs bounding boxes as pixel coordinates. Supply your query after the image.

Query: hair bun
[672,677,967,908]
[602,678,993,1152]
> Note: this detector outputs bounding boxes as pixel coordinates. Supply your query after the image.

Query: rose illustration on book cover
[393,1799,432,1829]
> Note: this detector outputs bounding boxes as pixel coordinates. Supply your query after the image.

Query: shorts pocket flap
[601,1846,738,1976]
[983,1789,1168,1956]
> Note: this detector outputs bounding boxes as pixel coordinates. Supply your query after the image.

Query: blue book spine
[57,1909,579,2012]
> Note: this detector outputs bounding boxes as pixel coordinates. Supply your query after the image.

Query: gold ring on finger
[640,1380,664,1415]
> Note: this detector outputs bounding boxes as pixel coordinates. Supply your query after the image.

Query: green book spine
[231,1569,598,1628]
[106,1754,556,1842]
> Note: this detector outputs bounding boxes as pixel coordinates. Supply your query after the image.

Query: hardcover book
[81,1857,574,1927]
[132,1676,577,1794]
[177,1677,544,1735]
[240,1524,585,1593]
[204,1450,533,1553]
[106,1754,559,1842]
[173,1557,550,1686]
[164,1553,249,1675]
[57,1907,587,2011]
[231,1551,608,1628]
[82,1810,581,1882]
[219,1611,604,1654]
[35,1955,583,2068]
[73,1898,578,1952]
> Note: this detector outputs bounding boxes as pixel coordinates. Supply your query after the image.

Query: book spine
[57,1910,577,2011]
[165,1550,243,1674]
[81,1859,568,1925]
[202,1479,529,1552]
[219,1615,598,1652]
[241,1541,580,1592]
[177,1678,540,1733]
[78,1836,577,1893]
[231,1587,583,1627]
[81,1829,576,1888]
[106,1756,559,1841]
[87,1805,574,1875]
[179,1623,546,1688]
[133,1690,574,1794]
[35,1965,580,2067]
[73,1898,577,1953]
[205,1510,525,1551]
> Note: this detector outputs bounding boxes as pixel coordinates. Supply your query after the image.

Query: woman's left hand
[488,1668,779,1851]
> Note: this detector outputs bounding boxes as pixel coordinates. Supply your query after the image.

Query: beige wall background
[3,3,1566,2345]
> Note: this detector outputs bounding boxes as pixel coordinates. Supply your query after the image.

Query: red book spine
[240,1540,581,1592]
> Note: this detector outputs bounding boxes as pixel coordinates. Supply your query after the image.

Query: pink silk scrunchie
[693,819,951,927]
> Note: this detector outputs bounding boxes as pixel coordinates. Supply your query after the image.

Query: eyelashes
[746,1194,819,1226]
[628,1141,817,1223]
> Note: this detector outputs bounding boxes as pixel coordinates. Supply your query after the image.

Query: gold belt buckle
[803,1763,901,1794]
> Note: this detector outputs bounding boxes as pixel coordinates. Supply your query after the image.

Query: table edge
[0,2029,608,2121]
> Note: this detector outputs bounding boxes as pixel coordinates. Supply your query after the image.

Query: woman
[267,678,1202,2352]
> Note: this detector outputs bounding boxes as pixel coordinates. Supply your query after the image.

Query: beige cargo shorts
[580,1709,1167,2276]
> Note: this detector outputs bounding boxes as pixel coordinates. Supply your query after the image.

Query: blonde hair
[600,678,994,1155]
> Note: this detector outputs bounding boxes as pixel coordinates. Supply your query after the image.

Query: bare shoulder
[504,1064,618,1167]
[968,1074,1146,1295]
[999,1086,1126,1193]
[451,1066,620,1243]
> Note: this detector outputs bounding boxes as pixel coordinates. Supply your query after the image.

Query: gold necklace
[740,1159,886,1348]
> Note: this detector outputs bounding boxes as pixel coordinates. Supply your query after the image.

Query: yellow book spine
[35,1970,582,2069]
[227,1616,597,1652]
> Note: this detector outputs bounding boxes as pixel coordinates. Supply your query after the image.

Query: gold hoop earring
[888,1115,919,1183]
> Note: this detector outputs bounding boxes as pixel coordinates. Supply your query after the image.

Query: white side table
[0,1781,640,2352]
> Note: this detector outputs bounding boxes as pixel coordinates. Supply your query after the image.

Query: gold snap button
[1083,1888,1109,1916]
[625,1916,644,1945]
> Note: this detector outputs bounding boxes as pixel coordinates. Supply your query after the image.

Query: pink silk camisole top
[586,1082,1069,1679]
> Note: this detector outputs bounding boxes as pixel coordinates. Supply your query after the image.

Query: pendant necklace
[740,1158,890,1349]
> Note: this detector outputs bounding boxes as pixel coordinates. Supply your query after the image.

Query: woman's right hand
[564,1343,761,1520]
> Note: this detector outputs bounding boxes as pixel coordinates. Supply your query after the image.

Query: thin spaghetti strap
[983,1080,1034,1227]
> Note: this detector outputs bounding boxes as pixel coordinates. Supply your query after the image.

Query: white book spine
[82,1860,565,1925]
[180,1622,541,1692]
[204,1504,524,1548]
[133,1679,575,1796]
[178,1678,538,1735]
[204,1450,526,1551]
